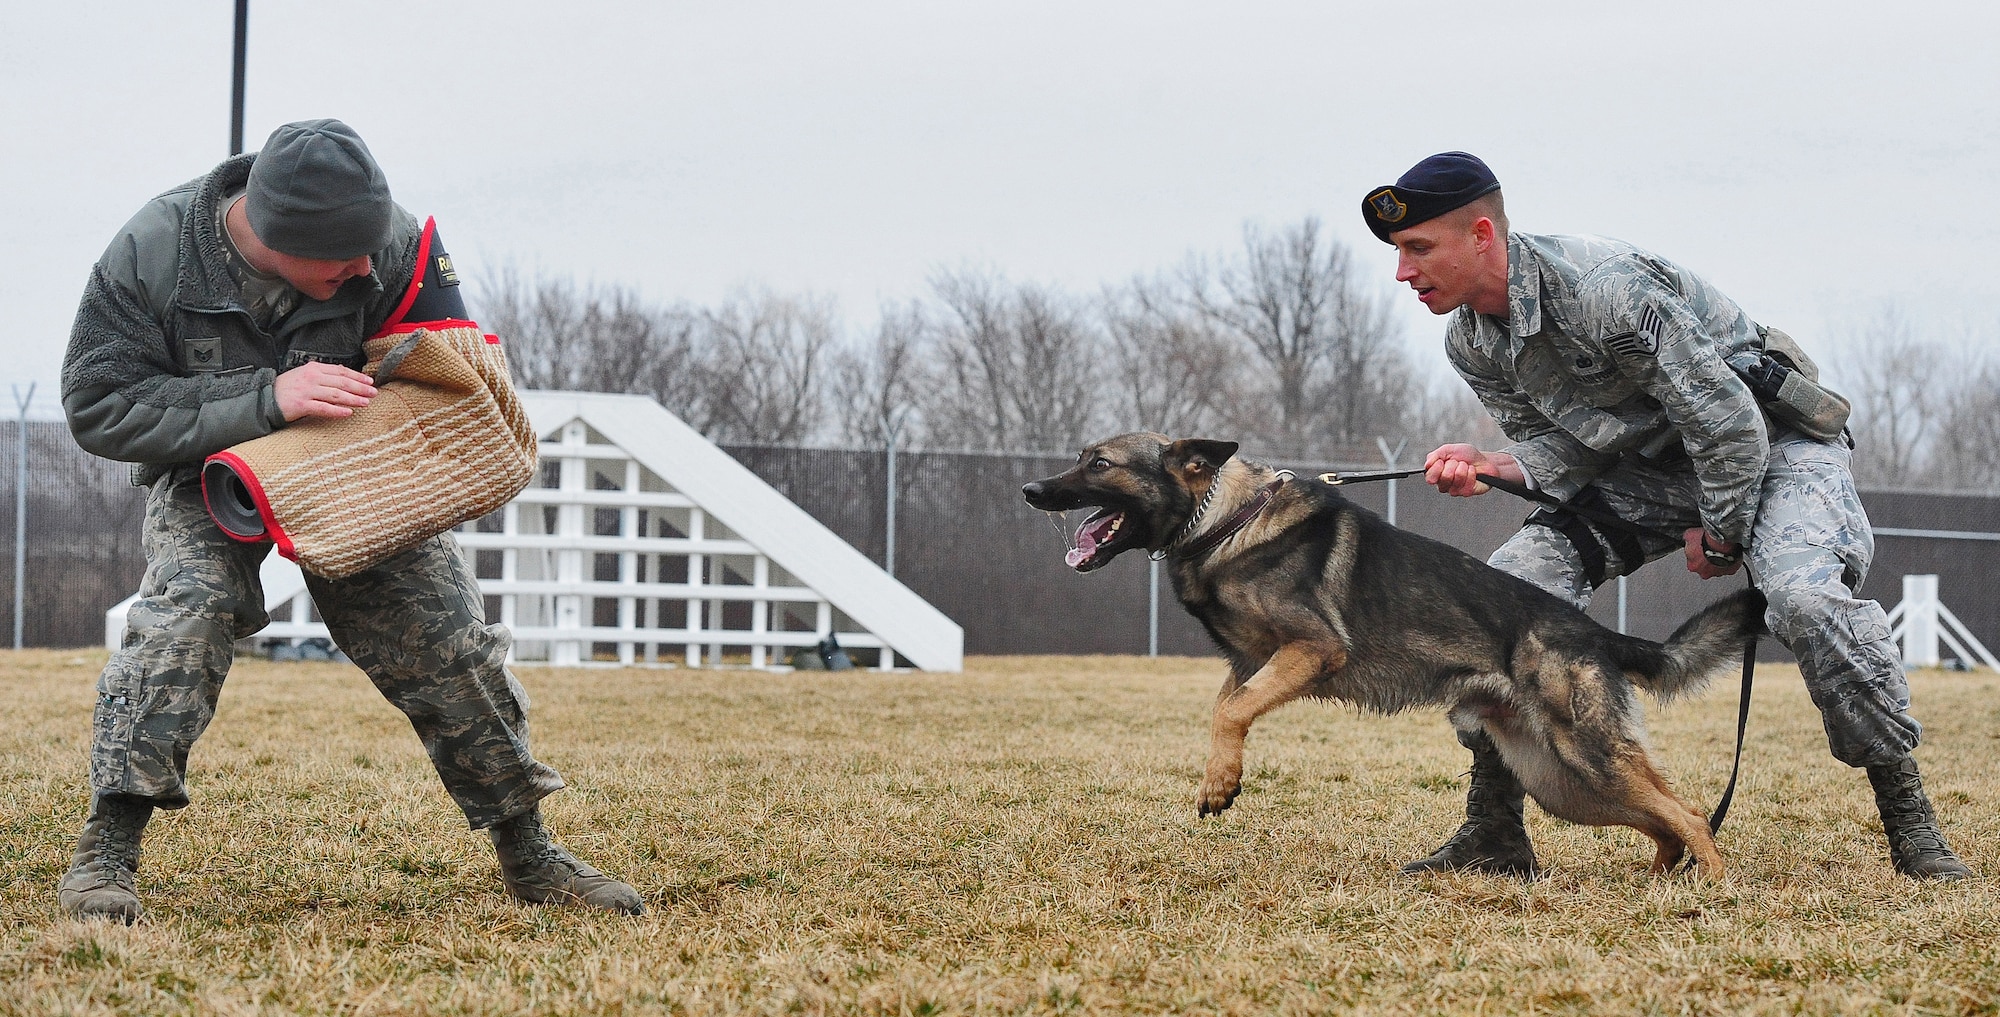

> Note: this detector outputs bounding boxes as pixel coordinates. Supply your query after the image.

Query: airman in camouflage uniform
[57,120,644,922]
[1363,152,1969,880]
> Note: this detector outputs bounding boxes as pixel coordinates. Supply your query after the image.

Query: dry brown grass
[0,648,1996,1015]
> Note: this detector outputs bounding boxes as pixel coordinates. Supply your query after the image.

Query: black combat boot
[58,792,154,924]
[1402,732,1539,878]
[490,807,645,914]
[1866,756,1973,881]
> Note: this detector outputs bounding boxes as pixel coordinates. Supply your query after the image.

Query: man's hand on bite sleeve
[275,362,376,421]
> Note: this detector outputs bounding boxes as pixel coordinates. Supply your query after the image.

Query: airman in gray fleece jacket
[59,119,644,923]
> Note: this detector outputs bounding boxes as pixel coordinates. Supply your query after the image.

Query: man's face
[265,251,373,301]
[1391,215,1485,315]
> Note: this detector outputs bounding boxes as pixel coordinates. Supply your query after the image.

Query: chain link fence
[0,422,148,647]
[7,420,1997,659]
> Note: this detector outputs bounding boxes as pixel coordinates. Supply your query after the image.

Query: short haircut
[1464,190,1508,236]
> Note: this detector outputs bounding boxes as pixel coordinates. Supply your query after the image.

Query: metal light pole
[230,0,249,156]
[12,383,33,650]
[880,408,910,577]
[1375,436,1408,526]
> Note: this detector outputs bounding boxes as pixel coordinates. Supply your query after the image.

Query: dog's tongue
[1065,512,1119,569]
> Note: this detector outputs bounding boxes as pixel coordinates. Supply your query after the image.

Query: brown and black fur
[1023,432,1765,876]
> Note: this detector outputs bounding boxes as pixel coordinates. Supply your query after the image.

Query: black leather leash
[1706,648,1756,834]
[1320,465,1758,835]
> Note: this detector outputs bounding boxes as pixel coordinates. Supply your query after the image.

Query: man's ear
[1472,215,1496,251]
[1166,438,1239,474]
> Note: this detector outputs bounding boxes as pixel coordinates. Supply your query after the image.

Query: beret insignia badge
[1368,188,1408,223]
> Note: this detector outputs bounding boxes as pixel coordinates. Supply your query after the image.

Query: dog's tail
[1611,588,1768,700]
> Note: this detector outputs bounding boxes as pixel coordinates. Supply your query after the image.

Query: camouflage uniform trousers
[1486,429,1920,767]
[91,468,566,828]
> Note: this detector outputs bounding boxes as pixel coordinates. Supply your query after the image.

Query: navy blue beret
[1361,152,1502,244]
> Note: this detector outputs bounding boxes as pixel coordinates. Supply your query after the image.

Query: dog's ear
[1166,438,1239,474]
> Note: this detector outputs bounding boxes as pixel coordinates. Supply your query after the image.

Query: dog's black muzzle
[1021,478,1085,512]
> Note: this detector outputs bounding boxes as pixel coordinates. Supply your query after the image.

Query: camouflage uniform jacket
[61,153,422,486]
[1446,232,1769,546]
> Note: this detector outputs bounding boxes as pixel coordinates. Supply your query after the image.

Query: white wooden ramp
[105,391,963,672]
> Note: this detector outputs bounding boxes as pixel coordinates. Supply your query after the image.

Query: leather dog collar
[1176,476,1287,561]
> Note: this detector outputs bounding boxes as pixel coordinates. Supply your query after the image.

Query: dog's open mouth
[1065,509,1133,572]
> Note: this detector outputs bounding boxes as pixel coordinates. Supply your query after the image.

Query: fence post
[880,408,909,577]
[11,383,31,651]
[1148,556,1159,657]
[1375,436,1408,527]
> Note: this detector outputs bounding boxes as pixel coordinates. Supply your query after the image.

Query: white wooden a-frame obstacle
[1887,574,1999,672]
[105,391,964,672]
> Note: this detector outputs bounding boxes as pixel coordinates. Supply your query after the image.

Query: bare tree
[828,302,925,449]
[473,268,700,414]
[1322,266,1417,447]
[1407,379,1502,452]
[1100,274,1240,438]
[1927,357,2000,490]
[477,268,591,389]
[1185,217,1412,455]
[917,269,1104,452]
[693,288,839,445]
[1837,307,1944,487]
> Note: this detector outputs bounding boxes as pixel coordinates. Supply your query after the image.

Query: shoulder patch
[1605,305,1667,357]
[183,336,222,372]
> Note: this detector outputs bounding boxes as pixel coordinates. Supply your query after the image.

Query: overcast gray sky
[6,1,1997,419]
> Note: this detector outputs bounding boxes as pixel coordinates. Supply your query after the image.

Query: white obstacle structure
[1886,574,1999,672]
[101,552,321,652]
[105,391,963,672]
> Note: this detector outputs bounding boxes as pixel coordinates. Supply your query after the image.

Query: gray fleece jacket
[62,153,421,485]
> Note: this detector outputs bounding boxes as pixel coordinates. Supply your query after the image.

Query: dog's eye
[1089,457,1111,471]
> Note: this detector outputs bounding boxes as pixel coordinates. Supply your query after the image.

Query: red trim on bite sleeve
[372,216,438,338]
[202,450,296,559]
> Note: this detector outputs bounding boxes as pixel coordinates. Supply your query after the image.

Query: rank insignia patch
[1605,306,1667,358]
[183,336,221,370]
[435,254,459,287]
[1368,188,1408,223]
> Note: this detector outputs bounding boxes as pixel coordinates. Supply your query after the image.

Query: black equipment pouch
[1728,326,1851,442]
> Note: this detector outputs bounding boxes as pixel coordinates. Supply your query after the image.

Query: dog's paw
[1196,772,1241,817]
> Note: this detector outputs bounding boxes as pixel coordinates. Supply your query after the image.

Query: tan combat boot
[490,808,644,914]
[58,793,154,924]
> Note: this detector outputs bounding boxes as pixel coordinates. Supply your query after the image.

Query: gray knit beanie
[246,119,393,260]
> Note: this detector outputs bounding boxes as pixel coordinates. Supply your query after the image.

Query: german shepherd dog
[1022,433,1764,875]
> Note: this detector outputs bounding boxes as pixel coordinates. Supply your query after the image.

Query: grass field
[1,649,1996,1015]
